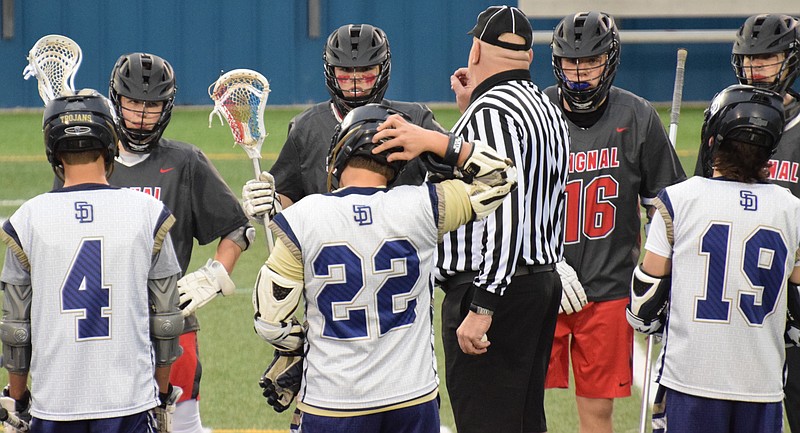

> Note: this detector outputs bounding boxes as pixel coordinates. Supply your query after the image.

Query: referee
[372,5,570,432]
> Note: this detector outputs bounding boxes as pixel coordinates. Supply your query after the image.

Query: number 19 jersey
[648,177,800,402]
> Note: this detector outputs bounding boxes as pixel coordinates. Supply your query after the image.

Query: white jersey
[0,184,181,420]
[646,177,800,402]
[270,185,441,412]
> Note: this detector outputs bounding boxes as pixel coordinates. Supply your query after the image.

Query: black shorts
[441,270,560,433]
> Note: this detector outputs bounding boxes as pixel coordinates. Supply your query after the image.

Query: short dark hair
[345,155,396,183]
[713,139,772,183]
[58,149,104,166]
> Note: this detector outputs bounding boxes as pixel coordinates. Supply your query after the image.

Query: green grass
[0,103,704,432]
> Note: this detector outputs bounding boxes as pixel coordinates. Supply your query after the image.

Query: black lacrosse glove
[259,349,304,413]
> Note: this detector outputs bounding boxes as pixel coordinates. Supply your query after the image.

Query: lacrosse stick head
[22,34,83,106]
[208,69,270,160]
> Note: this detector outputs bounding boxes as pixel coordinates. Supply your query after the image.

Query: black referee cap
[469,5,533,51]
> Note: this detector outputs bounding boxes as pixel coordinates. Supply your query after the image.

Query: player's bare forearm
[7,372,28,400]
[155,366,171,394]
[215,238,243,273]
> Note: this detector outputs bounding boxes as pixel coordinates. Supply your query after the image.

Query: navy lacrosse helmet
[109,52,176,153]
[326,103,409,191]
[43,89,120,180]
[699,84,785,177]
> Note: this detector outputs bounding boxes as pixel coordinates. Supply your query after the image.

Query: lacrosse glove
[154,384,182,433]
[0,386,30,433]
[242,171,282,221]
[556,259,588,314]
[259,349,304,413]
[177,259,236,317]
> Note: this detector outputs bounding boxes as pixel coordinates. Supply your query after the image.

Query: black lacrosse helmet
[552,11,621,112]
[699,84,785,177]
[43,89,119,180]
[732,14,800,95]
[109,52,177,153]
[327,103,409,191]
[323,24,392,116]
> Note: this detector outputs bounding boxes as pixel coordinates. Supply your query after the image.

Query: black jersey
[545,86,686,302]
[269,99,444,203]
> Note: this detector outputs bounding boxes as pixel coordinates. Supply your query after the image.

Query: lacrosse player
[1,90,183,433]
[52,53,254,433]
[241,23,444,219]
[252,103,516,433]
[629,84,799,433]
[691,14,800,432]
[540,12,686,433]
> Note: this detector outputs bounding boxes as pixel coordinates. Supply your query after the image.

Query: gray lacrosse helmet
[323,24,392,116]
[732,14,800,95]
[109,52,177,153]
[551,11,621,112]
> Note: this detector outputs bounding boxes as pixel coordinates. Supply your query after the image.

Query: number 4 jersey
[0,184,181,420]
[647,177,800,402]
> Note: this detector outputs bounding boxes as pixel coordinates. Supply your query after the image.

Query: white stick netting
[22,34,83,106]
[208,69,270,161]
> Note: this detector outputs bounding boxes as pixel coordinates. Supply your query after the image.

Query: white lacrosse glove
[243,171,282,221]
[556,259,588,314]
[0,386,30,433]
[460,139,515,186]
[178,259,236,317]
[154,384,182,433]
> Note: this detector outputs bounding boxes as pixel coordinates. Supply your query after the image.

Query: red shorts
[545,298,633,398]
[169,331,202,403]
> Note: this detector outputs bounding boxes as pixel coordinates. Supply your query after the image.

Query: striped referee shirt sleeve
[441,78,570,311]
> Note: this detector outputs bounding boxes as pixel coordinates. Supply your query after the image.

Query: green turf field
[0,104,704,432]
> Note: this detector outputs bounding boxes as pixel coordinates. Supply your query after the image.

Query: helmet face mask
[732,14,800,95]
[323,24,392,116]
[326,103,408,190]
[43,90,120,180]
[551,11,620,112]
[109,53,176,153]
[699,84,785,177]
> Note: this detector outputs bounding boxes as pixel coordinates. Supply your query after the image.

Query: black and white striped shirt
[436,69,570,308]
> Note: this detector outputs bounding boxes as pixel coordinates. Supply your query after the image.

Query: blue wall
[0,1,771,109]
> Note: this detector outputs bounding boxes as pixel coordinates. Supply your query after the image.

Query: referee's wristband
[443,133,464,166]
[469,303,494,316]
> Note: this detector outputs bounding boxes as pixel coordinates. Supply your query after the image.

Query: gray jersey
[269,100,444,203]
[57,138,250,332]
[544,86,686,301]
[1,185,181,420]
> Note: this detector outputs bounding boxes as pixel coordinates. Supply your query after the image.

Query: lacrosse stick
[0,407,30,432]
[208,69,274,253]
[667,48,688,147]
[639,48,687,433]
[22,34,82,106]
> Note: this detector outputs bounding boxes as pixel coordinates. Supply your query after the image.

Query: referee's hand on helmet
[372,114,450,162]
